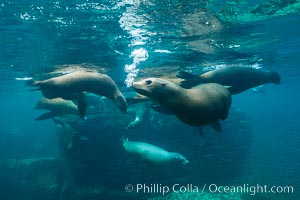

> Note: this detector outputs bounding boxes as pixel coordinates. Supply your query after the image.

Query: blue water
[0,0,299,200]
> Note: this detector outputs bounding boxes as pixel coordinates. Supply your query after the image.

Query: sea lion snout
[132,81,139,88]
[172,153,189,165]
[132,80,148,88]
[132,81,149,96]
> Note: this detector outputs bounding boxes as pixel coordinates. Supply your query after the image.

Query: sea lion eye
[145,80,152,85]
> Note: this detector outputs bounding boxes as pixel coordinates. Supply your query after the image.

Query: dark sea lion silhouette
[177,66,281,94]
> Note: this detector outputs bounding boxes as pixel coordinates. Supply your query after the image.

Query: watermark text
[124,183,294,196]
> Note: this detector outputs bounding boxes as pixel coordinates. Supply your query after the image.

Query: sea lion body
[35,98,79,115]
[178,66,281,94]
[122,138,189,165]
[34,98,80,120]
[33,71,127,114]
[132,78,231,128]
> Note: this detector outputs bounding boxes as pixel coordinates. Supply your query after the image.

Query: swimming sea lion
[126,102,151,129]
[122,138,189,165]
[53,118,78,151]
[31,71,127,116]
[34,98,80,120]
[132,78,231,131]
[177,66,281,94]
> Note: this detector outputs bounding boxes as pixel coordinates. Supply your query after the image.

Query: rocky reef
[0,102,252,200]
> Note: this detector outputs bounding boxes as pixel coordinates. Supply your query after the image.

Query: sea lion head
[268,71,281,84]
[170,153,189,165]
[132,78,178,100]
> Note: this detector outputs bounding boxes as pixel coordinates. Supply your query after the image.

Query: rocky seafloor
[0,104,254,200]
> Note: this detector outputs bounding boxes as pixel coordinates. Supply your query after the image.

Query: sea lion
[177,66,281,94]
[31,71,127,116]
[126,102,151,129]
[122,138,189,165]
[53,118,79,151]
[34,98,80,120]
[132,78,231,131]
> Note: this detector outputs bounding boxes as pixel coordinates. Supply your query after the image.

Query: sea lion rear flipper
[35,112,59,121]
[177,71,205,88]
[26,80,41,91]
[176,71,198,79]
[180,79,203,89]
[210,121,222,132]
[25,79,36,87]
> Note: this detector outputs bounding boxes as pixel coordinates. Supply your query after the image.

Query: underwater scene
[0,0,299,200]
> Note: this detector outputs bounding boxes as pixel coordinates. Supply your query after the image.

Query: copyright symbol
[125,184,134,192]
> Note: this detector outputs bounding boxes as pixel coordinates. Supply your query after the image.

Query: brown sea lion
[132,78,231,131]
[31,71,127,116]
[34,98,80,120]
[177,66,281,94]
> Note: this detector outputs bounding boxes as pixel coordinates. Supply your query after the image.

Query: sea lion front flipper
[151,103,173,115]
[73,93,87,118]
[35,112,59,121]
[210,121,222,132]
